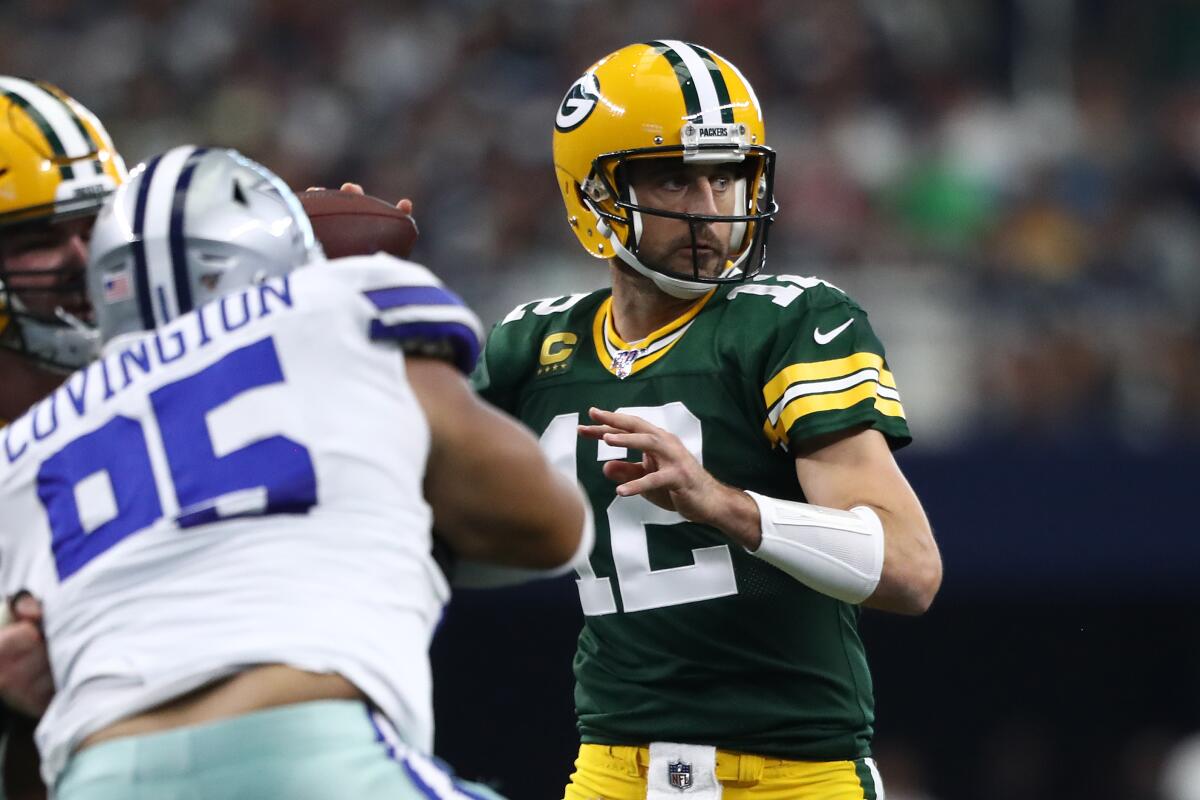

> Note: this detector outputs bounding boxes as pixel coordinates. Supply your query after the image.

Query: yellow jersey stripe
[600,290,713,351]
[591,291,714,378]
[873,395,906,419]
[773,380,906,439]
[763,352,891,408]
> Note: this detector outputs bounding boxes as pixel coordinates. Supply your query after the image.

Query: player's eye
[659,174,688,192]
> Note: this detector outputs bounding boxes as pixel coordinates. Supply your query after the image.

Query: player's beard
[638,223,730,279]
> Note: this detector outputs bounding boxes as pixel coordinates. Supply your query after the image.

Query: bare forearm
[409,357,586,570]
[433,434,586,569]
[697,481,762,549]
[861,503,941,615]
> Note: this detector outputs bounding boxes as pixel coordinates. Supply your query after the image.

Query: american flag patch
[103,270,132,303]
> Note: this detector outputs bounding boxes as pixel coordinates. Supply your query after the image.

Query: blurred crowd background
[6,0,1200,449]
[3,1,1198,798]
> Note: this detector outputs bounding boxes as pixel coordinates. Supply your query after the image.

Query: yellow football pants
[563,744,883,800]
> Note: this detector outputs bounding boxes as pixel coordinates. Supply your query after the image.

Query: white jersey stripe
[377,304,486,332]
[767,368,885,424]
[603,319,692,362]
[658,40,722,125]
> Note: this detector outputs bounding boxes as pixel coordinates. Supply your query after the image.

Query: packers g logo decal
[555,73,600,132]
[537,332,578,377]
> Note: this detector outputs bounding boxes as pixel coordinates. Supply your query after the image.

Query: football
[299,189,419,260]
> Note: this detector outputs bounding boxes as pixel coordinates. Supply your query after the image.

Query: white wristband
[744,491,884,604]
[452,501,595,589]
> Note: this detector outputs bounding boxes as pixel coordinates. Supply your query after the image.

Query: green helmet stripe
[44,82,105,175]
[646,40,704,122]
[1,89,74,181]
[688,44,735,123]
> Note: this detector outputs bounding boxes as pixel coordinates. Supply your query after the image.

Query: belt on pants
[595,744,773,785]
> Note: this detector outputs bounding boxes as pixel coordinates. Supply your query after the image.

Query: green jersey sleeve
[470,291,600,414]
[751,278,911,451]
[470,321,523,415]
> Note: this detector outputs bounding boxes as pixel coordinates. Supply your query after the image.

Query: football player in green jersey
[472,41,942,800]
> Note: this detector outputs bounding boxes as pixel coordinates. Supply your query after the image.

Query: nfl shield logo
[612,348,641,379]
[668,759,693,791]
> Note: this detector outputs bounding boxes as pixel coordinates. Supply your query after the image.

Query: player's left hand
[579,408,763,548]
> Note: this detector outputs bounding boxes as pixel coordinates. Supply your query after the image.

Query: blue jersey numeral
[152,337,316,528]
[39,416,163,581]
[37,336,317,581]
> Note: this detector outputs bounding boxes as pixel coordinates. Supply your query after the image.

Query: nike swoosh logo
[813,318,855,345]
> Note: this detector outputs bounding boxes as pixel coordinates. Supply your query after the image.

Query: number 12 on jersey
[540,402,738,615]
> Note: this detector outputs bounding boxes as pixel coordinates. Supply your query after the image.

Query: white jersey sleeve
[321,253,484,373]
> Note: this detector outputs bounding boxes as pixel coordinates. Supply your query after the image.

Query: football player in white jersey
[0,145,591,800]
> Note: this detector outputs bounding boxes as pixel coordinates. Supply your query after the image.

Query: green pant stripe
[854,757,877,800]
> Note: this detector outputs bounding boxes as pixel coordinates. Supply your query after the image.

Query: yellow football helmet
[0,77,126,368]
[552,41,777,298]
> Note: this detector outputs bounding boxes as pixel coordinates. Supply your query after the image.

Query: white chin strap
[598,185,743,300]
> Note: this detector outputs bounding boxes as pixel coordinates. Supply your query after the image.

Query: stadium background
[4,0,1199,797]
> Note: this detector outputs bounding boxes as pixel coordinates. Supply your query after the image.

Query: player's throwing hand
[579,407,762,549]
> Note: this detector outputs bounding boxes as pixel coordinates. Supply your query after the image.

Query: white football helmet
[87,145,323,345]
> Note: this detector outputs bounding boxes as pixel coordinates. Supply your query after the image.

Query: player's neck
[607,262,700,343]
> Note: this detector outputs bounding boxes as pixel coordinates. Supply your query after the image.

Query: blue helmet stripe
[168,147,208,315]
[131,155,164,331]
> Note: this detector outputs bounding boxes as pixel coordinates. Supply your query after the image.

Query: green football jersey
[472,273,911,760]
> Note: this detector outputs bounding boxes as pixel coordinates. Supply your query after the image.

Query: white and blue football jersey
[0,252,482,784]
